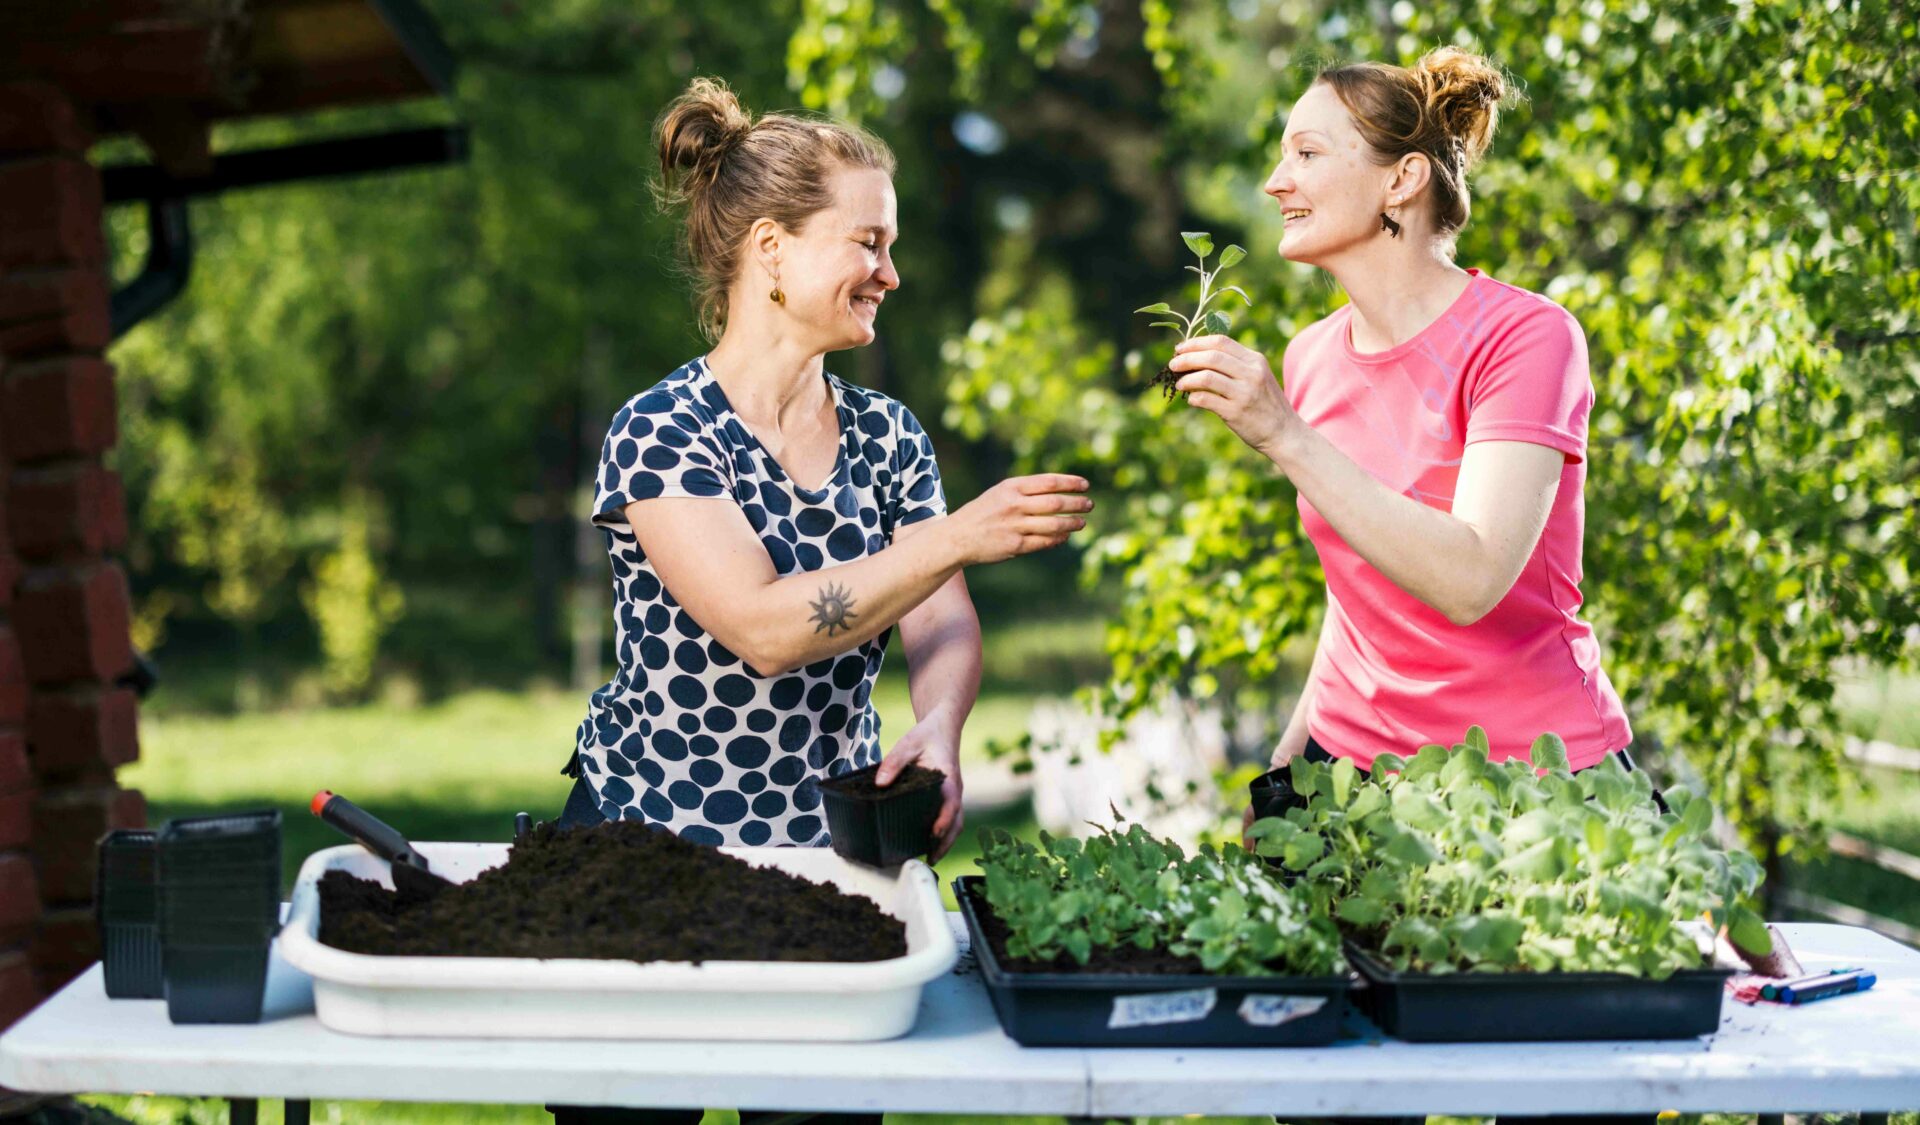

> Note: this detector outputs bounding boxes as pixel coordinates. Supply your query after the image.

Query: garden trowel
[311,790,457,905]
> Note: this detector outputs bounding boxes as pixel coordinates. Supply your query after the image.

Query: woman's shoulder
[1289,306,1350,352]
[610,358,725,434]
[828,373,929,436]
[1472,273,1584,336]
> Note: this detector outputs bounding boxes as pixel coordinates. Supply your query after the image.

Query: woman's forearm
[748,520,967,676]
[1274,609,1333,763]
[1264,426,1503,626]
[901,577,983,744]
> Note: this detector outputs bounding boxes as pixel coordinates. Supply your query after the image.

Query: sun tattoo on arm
[808,582,859,637]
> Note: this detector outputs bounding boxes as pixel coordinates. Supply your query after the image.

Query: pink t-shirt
[1283,269,1632,770]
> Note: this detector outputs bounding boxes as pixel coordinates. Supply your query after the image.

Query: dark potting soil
[821,763,944,801]
[318,819,906,963]
[964,881,1223,977]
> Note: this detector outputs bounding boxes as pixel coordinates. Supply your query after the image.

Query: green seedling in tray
[1246,726,1771,978]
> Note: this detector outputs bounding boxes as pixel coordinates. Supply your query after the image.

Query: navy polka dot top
[570,356,947,846]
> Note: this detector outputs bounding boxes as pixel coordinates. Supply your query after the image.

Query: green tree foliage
[797,0,1920,866]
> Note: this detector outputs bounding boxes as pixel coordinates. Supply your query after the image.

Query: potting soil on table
[823,764,944,799]
[318,820,906,963]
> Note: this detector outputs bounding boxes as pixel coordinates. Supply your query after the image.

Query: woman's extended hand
[874,719,966,863]
[946,474,1093,566]
[1169,335,1303,459]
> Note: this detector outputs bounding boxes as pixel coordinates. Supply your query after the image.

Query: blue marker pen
[1760,967,1864,1002]
[1777,968,1876,1005]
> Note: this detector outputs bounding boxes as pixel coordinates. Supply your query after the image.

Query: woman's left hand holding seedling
[1168,334,1304,460]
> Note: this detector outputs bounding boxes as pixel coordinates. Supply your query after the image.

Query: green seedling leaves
[1135,232,1254,398]
[1279,725,1768,978]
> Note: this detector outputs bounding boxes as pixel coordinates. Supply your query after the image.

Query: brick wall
[0,79,146,1033]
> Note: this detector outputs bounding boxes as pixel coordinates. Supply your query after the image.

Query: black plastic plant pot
[157,811,281,968]
[818,763,942,867]
[1247,765,1307,823]
[162,942,270,1024]
[158,810,281,857]
[95,829,161,999]
[1246,766,1309,874]
[954,876,1351,1047]
[1343,941,1732,1042]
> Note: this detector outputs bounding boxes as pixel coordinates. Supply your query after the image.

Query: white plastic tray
[278,842,957,1040]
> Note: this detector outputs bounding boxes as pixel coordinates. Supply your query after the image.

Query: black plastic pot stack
[95,829,162,999]
[819,763,942,867]
[156,810,282,1024]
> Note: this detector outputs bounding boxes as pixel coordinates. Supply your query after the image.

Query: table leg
[229,1098,258,1125]
[286,1099,312,1124]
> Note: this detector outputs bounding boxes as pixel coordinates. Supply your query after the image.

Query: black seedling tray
[954,876,1350,1047]
[1344,941,1732,1042]
[95,830,161,999]
[819,763,941,867]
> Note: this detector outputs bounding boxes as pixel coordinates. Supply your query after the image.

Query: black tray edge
[1342,938,1737,987]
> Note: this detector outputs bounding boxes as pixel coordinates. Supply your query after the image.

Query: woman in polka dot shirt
[557,78,1093,864]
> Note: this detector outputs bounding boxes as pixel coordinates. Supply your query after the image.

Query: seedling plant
[1246,726,1771,978]
[1135,231,1251,398]
[976,815,1343,977]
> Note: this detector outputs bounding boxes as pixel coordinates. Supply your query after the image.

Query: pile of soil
[318,819,907,963]
[963,881,1217,976]
[821,763,944,800]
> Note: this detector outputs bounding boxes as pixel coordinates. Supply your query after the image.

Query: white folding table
[3,919,1915,1120]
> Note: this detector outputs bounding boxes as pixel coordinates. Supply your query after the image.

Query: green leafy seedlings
[1134,231,1250,399]
[976,815,1342,977]
[1246,726,1770,978]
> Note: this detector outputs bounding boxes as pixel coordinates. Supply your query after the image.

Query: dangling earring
[768,265,785,305]
[1380,196,1403,239]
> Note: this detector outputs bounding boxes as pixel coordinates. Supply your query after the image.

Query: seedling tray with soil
[954,875,1350,1047]
[278,822,956,1040]
[1252,729,1763,1043]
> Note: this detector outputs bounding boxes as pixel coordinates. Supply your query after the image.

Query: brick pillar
[0,80,145,1030]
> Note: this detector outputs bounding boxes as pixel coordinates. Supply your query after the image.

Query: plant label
[1237,993,1328,1027]
[1108,987,1217,1029]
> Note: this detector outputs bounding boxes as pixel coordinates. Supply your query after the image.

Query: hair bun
[656,77,754,190]
[1415,47,1508,168]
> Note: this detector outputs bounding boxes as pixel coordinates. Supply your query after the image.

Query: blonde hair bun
[1414,47,1508,170]
[656,77,755,191]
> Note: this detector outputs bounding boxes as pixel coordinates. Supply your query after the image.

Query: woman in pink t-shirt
[1166,49,1637,824]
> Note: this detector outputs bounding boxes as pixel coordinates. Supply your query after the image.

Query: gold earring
[769,286,785,305]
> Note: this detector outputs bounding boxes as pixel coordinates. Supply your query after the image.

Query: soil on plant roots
[964,881,1222,976]
[318,819,906,963]
[822,763,944,800]
[1149,364,1185,399]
